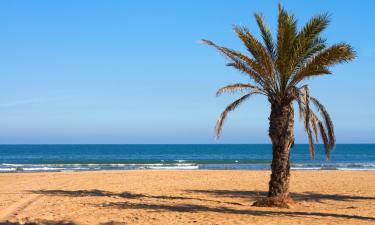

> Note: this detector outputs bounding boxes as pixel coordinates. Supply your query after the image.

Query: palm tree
[203,4,355,207]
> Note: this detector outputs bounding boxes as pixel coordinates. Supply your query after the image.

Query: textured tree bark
[268,102,294,201]
[253,101,294,207]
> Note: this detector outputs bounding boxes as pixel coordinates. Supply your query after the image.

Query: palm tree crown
[203,4,355,159]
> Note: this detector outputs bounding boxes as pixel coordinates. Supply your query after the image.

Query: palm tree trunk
[267,102,294,203]
[253,102,294,208]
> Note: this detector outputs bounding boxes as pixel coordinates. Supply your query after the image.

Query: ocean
[0,144,374,172]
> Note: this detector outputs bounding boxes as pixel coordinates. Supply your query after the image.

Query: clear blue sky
[0,0,374,144]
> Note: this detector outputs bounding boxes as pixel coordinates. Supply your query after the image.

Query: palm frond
[317,121,331,159]
[276,4,297,91]
[233,26,274,77]
[215,92,258,138]
[300,86,316,159]
[298,14,330,44]
[310,97,335,149]
[310,113,319,141]
[306,125,316,159]
[294,86,335,159]
[301,86,310,130]
[232,27,277,95]
[216,83,262,96]
[292,43,356,84]
[254,13,276,59]
[287,38,327,88]
[204,4,355,160]
[202,39,266,86]
[291,86,305,121]
[286,14,330,85]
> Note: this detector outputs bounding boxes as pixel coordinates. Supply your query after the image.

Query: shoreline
[1,162,375,173]
[2,169,375,174]
[1,167,375,173]
[2,168,375,173]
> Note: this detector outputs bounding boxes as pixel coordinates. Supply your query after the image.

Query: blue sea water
[0,144,374,172]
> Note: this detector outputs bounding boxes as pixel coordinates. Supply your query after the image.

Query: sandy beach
[0,170,374,225]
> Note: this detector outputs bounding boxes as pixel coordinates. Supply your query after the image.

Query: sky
[0,0,374,144]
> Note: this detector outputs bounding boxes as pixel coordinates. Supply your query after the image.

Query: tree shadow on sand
[98,201,375,221]
[30,189,375,222]
[186,189,375,203]
[30,189,242,206]
[33,189,375,204]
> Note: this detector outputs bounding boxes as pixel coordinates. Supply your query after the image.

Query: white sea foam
[337,168,375,171]
[291,167,322,170]
[21,167,65,171]
[1,163,24,166]
[0,168,16,172]
[0,162,201,172]
[291,162,375,171]
[147,165,199,170]
[1,161,375,172]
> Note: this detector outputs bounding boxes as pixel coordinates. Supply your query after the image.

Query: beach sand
[0,170,374,225]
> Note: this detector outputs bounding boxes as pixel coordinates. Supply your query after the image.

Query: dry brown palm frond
[310,110,334,159]
[205,40,266,76]
[233,26,278,95]
[225,62,276,99]
[307,126,316,159]
[310,113,319,142]
[301,86,310,131]
[225,62,266,88]
[216,83,263,96]
[295,86,334,159]
[318,121,331,159]
[294,86,323,159]
[291,87,305,121]
[215,92,259,138]
[304,110,316,159]
[203,4,355,162]
[201,39,266,86]
[310,97,335,149]
[233,26,274,77]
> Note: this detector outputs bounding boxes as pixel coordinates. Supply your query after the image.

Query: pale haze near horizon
[0,0,374,144]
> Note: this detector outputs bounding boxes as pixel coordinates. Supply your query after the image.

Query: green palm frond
[298,14,330,41]
[254,13,276,59]
[288,37,327,86]
[286,15,330,85]
[291,43,356,84]
[276,4,297,91]
[204,4,355,158]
